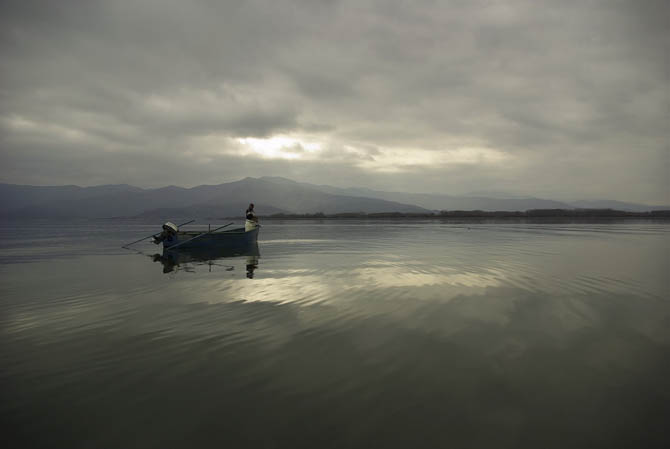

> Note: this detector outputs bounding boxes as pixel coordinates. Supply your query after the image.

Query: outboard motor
[153,222,179,244]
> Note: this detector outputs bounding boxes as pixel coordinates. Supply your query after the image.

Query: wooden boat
[123,220,260,252]
[162,225,259,250]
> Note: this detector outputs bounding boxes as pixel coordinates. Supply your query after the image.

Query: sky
[1,0,668,203]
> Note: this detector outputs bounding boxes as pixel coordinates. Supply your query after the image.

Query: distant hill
[0,183,143,210]
[259,177,669,212]
[134,201,289,220]
[259,177,572,211]
[0,178,429,219]
[569,200,670,213]
[1,177,666,219]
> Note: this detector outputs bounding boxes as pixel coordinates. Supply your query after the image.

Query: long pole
[165,222,234,250]
[122,219,195,248]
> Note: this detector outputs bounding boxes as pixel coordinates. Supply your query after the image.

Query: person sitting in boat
[245,203,259,231]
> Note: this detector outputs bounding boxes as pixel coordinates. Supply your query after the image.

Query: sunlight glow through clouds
[236,136,322,160]
[190,131,511,172]
[356,146,511,172]
[233,134,509,170]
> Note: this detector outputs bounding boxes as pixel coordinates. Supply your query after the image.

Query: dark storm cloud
[0,0,668,202]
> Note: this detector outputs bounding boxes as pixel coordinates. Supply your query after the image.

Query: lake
[1,219,669,448]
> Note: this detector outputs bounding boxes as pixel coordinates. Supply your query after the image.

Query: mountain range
[1,177,667,219]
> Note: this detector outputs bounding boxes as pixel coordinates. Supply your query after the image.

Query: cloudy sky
[1,0,668,203]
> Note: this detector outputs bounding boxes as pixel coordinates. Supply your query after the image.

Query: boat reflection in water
[152,243,260,276]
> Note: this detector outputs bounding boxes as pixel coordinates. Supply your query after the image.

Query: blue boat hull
[163,226,259,249]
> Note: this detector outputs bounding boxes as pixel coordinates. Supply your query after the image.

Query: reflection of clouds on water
[260,239,343,244]
[2,221,670,449]
[4,281,670,449]
[4,239,668,351]
[3,221,670,449]
[353,263,505,289]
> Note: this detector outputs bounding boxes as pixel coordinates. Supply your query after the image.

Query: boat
[154,221,260,250]
[165,226,259,249]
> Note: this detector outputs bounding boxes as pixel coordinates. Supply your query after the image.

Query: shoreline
[2,209,669,222]
[256,209,670,220]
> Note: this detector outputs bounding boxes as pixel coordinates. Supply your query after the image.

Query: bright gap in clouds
[236,136,322,160]
[356,147,511,173]
[234,134,510,171]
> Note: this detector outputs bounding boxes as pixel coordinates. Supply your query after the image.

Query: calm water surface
[1,220,669,448]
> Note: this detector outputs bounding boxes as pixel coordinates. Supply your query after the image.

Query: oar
[122,219,195,248]
[166,222,234,250]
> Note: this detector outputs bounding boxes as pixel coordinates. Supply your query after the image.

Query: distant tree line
[262,209,670,219]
